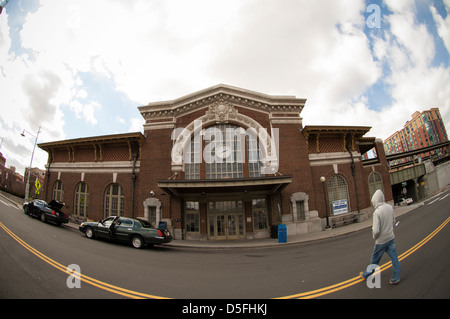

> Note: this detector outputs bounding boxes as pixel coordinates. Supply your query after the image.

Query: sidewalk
[161,203,422,249]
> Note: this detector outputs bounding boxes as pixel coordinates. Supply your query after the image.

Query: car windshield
[34,200,46,208]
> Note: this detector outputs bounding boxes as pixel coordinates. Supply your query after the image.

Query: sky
[0,0,449,176]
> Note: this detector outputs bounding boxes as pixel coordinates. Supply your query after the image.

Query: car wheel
[40,213,46,223]
[85,227,94,239]
[131,235,144,249]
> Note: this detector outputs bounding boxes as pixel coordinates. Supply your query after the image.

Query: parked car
[23,199,69,226]
[79,216,173,249]
[399,197,413,206]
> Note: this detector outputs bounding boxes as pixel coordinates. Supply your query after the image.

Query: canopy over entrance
[157,175,292,200]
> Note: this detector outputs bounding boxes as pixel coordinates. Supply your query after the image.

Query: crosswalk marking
[427,192,450,205]
[0,199,21,210]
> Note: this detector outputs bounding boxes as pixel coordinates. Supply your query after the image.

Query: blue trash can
[278,224,287,243]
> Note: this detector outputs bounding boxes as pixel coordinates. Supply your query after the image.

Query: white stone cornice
[308,152,361,166]
[139,84,306,121]
[47,161,140,174]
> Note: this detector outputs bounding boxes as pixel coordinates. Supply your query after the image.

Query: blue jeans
[363,239,401,282]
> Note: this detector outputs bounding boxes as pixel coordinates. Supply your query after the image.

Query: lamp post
[21,126,41,201]
[320,176,330,229]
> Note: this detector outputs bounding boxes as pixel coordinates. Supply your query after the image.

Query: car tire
[40,213,46,223]
[131,235,144,249]
[85,227,95,239]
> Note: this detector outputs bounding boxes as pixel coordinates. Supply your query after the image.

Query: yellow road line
[277,216,450,299]
[0,221,170,299]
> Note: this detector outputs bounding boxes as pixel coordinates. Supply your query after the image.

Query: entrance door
[215,213,238,240]
[227,214,238,238]
[208,201,244,240]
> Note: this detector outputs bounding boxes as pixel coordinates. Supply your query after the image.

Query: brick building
[1,152,44,198]
[384,108,449,165]
[38,85,392,241]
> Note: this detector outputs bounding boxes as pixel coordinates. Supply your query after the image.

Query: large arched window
[74,182,89,218]
[204,124,244,179]
[368,172,383,199]
[52,180,64,202]
[104,184,124,217]
[327,174,350,215]
[184,124,265,180]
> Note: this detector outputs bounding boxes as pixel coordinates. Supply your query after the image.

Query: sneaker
[389,279,400,285]
[359,272,366,280]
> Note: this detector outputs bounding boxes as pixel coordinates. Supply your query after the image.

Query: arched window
[184,124,265,179]
[327,174,350,215]
[368,172,383,199]
[204,124,244,179]
[247,132,264,178]
[104,184,124,217]
[74,182,89,218]
[52,180,64,202]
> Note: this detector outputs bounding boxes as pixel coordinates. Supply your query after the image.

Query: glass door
[216,214,226,238]
[208,201,244,240]
[227,214,238,238]
[213,213,238,240]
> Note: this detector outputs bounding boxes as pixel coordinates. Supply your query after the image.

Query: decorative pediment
[139,84,306,122]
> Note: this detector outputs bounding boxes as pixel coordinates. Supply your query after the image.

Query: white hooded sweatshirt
[371,190,396,245]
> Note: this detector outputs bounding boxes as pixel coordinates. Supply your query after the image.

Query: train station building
[38,84,392,241]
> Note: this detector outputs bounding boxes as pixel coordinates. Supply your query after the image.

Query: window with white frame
[296,200,305,221]
[368,171,383,199]
[247,132,264,178]
[184,135,201,180]
[104,184,124,217]
[252,198,268,231]
[185,201,200,233]
[52,180,64,202]
[327,174,350,215]
[74,182,89,218]
[205,124,244,179]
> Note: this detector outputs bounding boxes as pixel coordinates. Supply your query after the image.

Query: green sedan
[79,216,172,249]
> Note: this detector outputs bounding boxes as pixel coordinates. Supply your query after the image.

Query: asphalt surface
[0,188,449,300]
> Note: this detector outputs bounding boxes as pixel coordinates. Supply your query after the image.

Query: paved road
[0,190,449,299]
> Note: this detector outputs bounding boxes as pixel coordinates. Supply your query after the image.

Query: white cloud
[366,0,450,140]
[128,117,145,133]
[69,100,101,125]
[1,0,449,175]
[431,0,450,53]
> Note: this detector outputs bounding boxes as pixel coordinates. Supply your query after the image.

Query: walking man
[360,189,401,285]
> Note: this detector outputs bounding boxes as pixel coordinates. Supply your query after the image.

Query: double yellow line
[278,216,450,299]
[0,221,169,299]
[1,216,449,299]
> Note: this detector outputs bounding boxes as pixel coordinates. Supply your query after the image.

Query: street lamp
[320,176,330,229]
[21,126,41,201]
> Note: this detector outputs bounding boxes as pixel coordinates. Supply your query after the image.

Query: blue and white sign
[332,199,348,215]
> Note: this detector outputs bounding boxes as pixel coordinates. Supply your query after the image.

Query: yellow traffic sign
[35,180,41,190]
